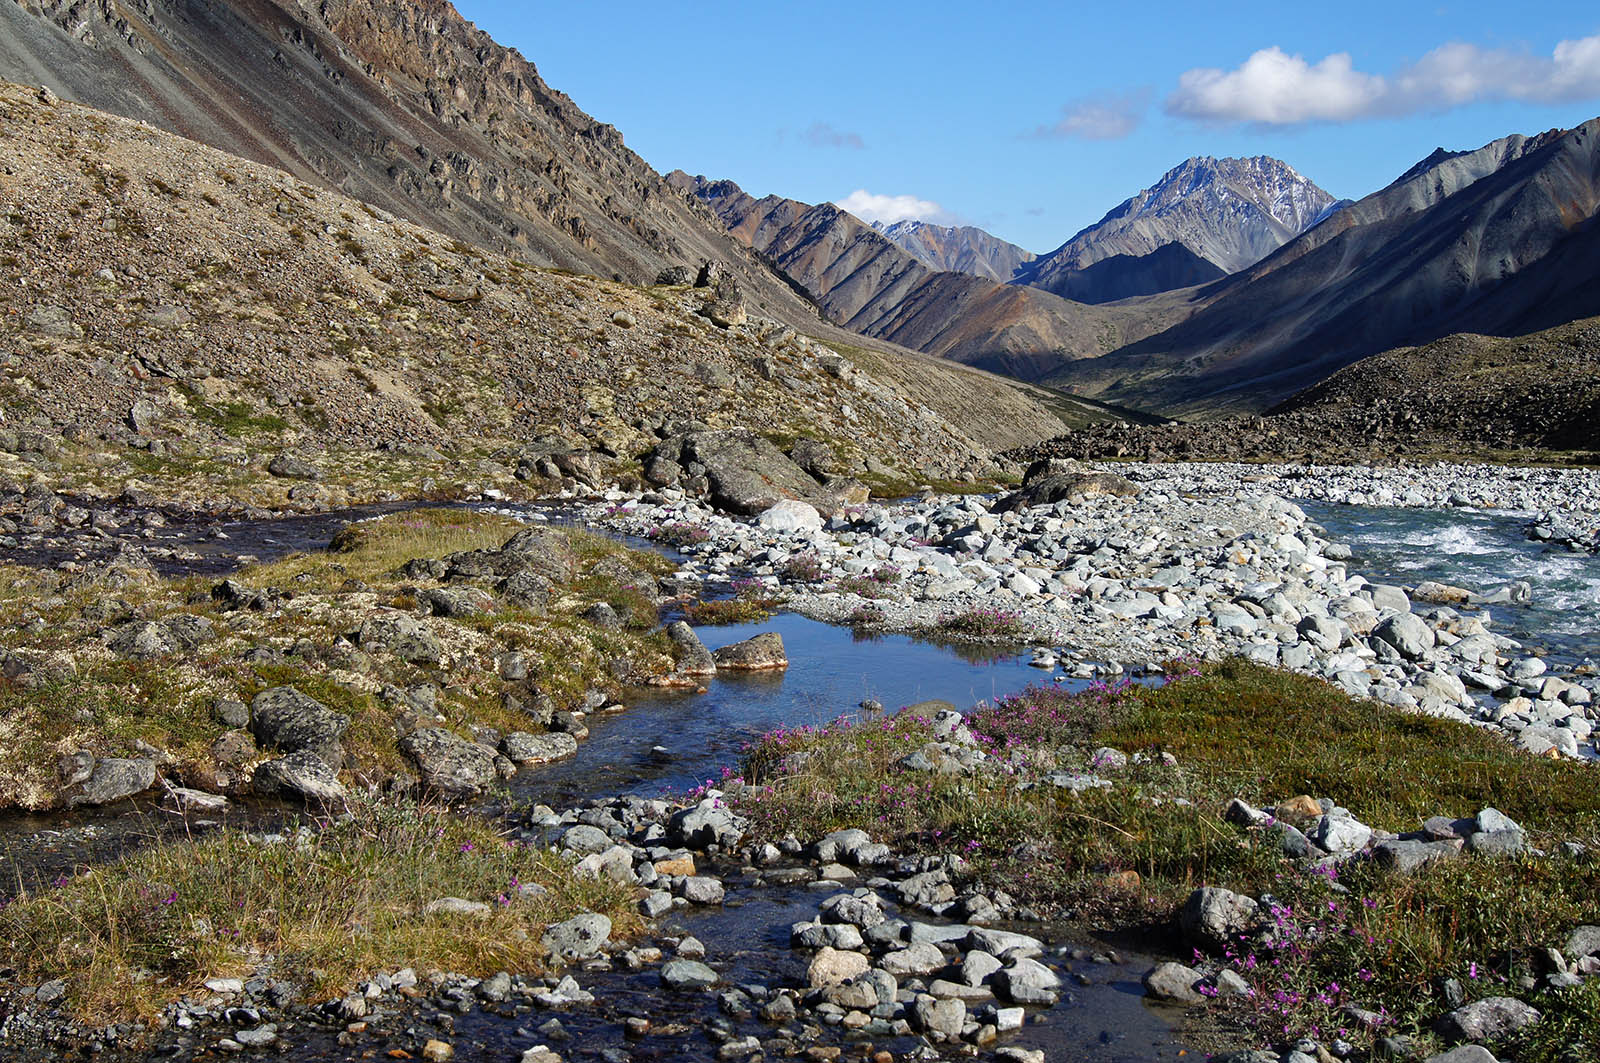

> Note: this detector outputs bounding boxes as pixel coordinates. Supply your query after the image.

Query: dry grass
[0,799,638,1024]
[243,507,525,588]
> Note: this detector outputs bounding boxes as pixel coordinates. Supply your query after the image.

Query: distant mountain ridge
[668,172,1186,381]
[1046,122,1600,415]
[869,219,1035,282]
[1018,156,1341,299]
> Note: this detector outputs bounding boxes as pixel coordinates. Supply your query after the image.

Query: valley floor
[0,459,1594,1063]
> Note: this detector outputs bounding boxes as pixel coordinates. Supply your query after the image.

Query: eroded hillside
[0,83,1069,509]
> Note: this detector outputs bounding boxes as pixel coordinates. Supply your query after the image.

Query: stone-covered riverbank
[584,460,1600,763]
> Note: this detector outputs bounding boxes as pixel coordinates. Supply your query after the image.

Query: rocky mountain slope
[1018,156,1340,299]
[0,82,1076,511]
[1010,316,1600,464]
[671,173,1187,381]
[0,0,819,322]
[870,219,1035,282]
[1049,122,1600,417]
[1037,242,1227,305]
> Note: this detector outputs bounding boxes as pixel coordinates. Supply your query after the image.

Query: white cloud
[833,189,950,226]
[1167,47,1386,123]
[1033,89,1151,140]
[1167,34,1600,125]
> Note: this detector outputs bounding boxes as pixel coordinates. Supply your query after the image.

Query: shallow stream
[1303,502,1599,673]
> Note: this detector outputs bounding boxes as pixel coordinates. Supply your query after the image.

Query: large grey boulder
[1564,925,1600,963]
[358,611,443,665]
[498,528,578,581]
[1423,1047,1500,1063]
[993,957,1061,1005]
[250,687,350,768]
[66,757,156,808]
[267,452,321,480]
[666,621,717,676]
[106,615,215,659]
[1372,613,1436,660]
[1142,961,1206,1005]
[1372,838,1461,873]
[912,995,966,1038]
[994,472,1139,513]
[660,959,718,990]
[1179,886,1259,951]
[658,430,829,516]
[711,632,787,671]
[253,752,346,803]
[756,500,824,533]
[400,728,499,796]
[501,732,579,765]
[667,799,746,849]
[418,586,495,618]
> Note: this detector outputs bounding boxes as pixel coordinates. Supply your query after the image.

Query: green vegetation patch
[683,579,787,626]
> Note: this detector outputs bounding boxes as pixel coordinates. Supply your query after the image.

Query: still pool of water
[1302,502,1599,672]
[511,613,1072,807]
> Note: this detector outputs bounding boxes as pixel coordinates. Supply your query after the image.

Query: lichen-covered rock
[253,751,346,803]
[66,757,156,808]
[541,913,612,961]
[400,728,498,797]
[358,611,444,665]
[500,731,579,764]
[250,687,350,768]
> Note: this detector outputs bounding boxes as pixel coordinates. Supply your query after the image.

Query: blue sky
[455,1,1600,253]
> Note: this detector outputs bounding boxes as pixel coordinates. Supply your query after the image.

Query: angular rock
[665,430,827,516]
[756,500,824,534]
[1142,961,1205,1005]
[424,897,491,919]
[400,728,498,796]
[880,942,946,977]
[419,586,495,618]
[1372,613,1435,660]
[807,947,870,988]
[67,757,156,808]
[1423,1048,1500,1063]
[993,957,1061,1005]
[250,687,350,767]
[660,959,718,990]
[995,472,1139,512]
[106,615,215,659]
[1434,996,1540,1042]
[667,799,745,848]
[1372,838,1460,873]
[501,732,579,764]
[358,611,444,665]
[1564,925,1600,963]
[1179,887,1259,951]
[912,995,966,1039]
[666,621,717,676]
[268,452,321,480]
[252,752,346,803]
[681,876,725,905]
